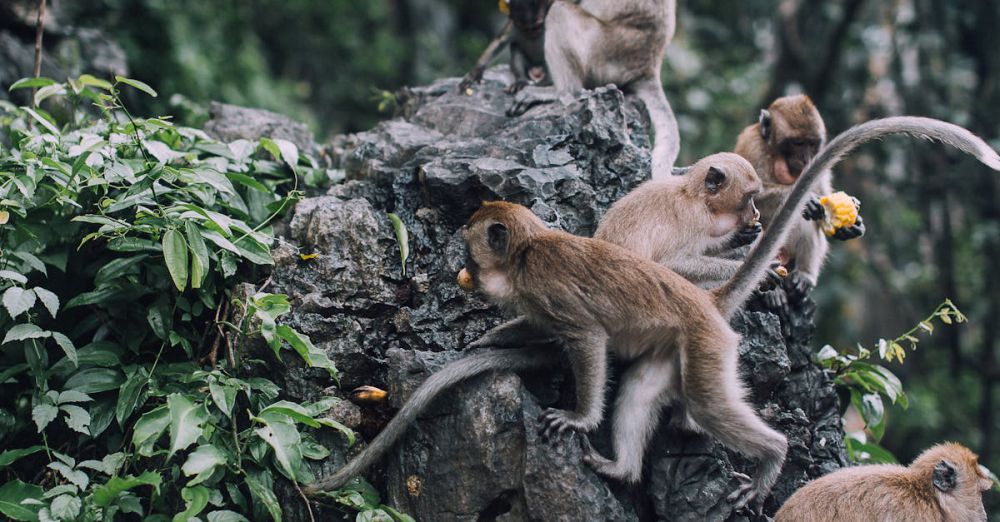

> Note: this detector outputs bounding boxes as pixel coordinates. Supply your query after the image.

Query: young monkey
[308,118,1000,509]
[776,442,994,522]
[507,0,680,175]
[734,95,864,299]
[458,0,555,94]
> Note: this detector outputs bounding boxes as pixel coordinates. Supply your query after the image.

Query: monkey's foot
[507,86,559,117]
[726,472,759,512]
[505,79,531,95]
[538,408,592,440]
[578,436,642,483]
[457,68,485,93]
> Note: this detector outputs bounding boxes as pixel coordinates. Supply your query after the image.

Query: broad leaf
[0,479,43,521]
[162,229,189,292]
[167,394,209,458]
[387,213,409,276]
[64,368,123,394]
[185,221,210,289]
[0,447,45,471]
[245,470,281,522]
[114,76,158,97]
[276,325,338,379]
[131,406,169,457]
[60,405,91,435]
[254,413,303,481]
[31,288,59,318]
[32,404,58,432]
[3,324,49,344]
[172,485,209,522]
[50,333,77,368]
[3,287,36,319]
[181,445,227,486]
[91,471,161,507]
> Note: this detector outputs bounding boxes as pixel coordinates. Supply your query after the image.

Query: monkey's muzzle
[457,268,475,291]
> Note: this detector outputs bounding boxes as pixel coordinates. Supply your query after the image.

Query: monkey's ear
[759,109,772,141]
[487,222,509,253]
[932,460,958,493]
[705,166,726,193]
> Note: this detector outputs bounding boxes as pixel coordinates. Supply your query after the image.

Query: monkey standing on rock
[775,442,994,522]
[507,0,681,175]
[306,117,1000,512]
[734,94,865,304]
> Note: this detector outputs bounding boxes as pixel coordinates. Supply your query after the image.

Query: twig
[293,482,316,522]
[206,299,230,368]
[28,0,47,131]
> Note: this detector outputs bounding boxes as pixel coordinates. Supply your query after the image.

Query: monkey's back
[775,465,943,522]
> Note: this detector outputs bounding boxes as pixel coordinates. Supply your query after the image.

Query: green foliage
[817,300,966,463]
[0,75,401,520]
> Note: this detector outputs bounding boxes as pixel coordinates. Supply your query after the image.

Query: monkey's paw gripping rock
[819,191,860,236]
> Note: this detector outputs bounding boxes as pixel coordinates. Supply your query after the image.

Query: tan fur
[595,152,762,289]
[734,94,833,285]
[776,443,993,522]
[510,0,680,174]
[462,201,787,508]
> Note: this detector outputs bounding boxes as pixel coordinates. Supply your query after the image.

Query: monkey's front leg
[540,331,608,439]
[458,20,514,93]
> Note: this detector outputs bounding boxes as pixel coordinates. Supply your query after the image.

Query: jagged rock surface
[214,67,848,521]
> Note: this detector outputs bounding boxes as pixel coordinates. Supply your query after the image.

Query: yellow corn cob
[499,0,510,15]
[819,191,860,236]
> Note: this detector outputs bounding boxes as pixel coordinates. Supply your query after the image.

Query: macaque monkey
[734,95,864,300]
[776,442,994,522]
[507,0,680,175]
[595,152,768,290]
[458,0,555,94]
[308,117,1000,508]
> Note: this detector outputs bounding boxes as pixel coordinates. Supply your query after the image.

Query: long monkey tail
[304,346,560,495]
[713,116,1000,318]
[632,75,680,178]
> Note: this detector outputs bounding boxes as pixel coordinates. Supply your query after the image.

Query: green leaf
[234,236,274,266]
[206,510,251,522]
[0,270,28,285]
[0,363,29,384]
[3,287,36,319]
[91,471,161,507]
[845,436,899,464]
[56,391,92,404]
[47,462,88,490]
[78,74,113,91]
[131,406,169,457]
[274,139,299,170]
[22,107,60,135]
[209,380,236,417]
[245,470,281,522]
[48,494,81,521]
[115,368,148,426]
[259,401,320,428]
[167,394,209,458]
[3,324,49,344]
[172,485,209,522]
[276,325,338,379]
[33,84,66,107]
[114,76,158,97]
[181,445,227,486]
[185,221,211,289]
[0,447,45,471]
[162,229,189,292]
[59,405,91,434]
[387,213,409,276]
[64,368,124,394]
[0,479,43,521]
[50,333,77,368]
[32,404,58,432]
[9,77,56,91]
[254,414,303,481]
[31,288,58,318]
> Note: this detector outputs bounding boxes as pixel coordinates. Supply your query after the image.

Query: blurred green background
[13,0,1000,509]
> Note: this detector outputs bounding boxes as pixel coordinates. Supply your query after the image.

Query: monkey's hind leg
[582,354,676,483]
[631,75,680,176]
[681,341,787,512]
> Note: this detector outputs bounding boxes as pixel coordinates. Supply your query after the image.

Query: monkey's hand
[757,263,786,292]
[831,215,865,241]
[539,408,594,439]
[785,271,814,302]
[458,67,486,93]
[730,222,763,249]
[802,196,826,221]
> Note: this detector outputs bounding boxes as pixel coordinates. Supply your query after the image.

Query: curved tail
[632,76,680,178]
[304,346,560,494]
[713,116,1000,317]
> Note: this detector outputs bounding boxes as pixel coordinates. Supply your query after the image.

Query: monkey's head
[506,0,553,37]
[758,95,826,185]
[914,443,994,520]
[458,201,545,300]
[686,153,761,237]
